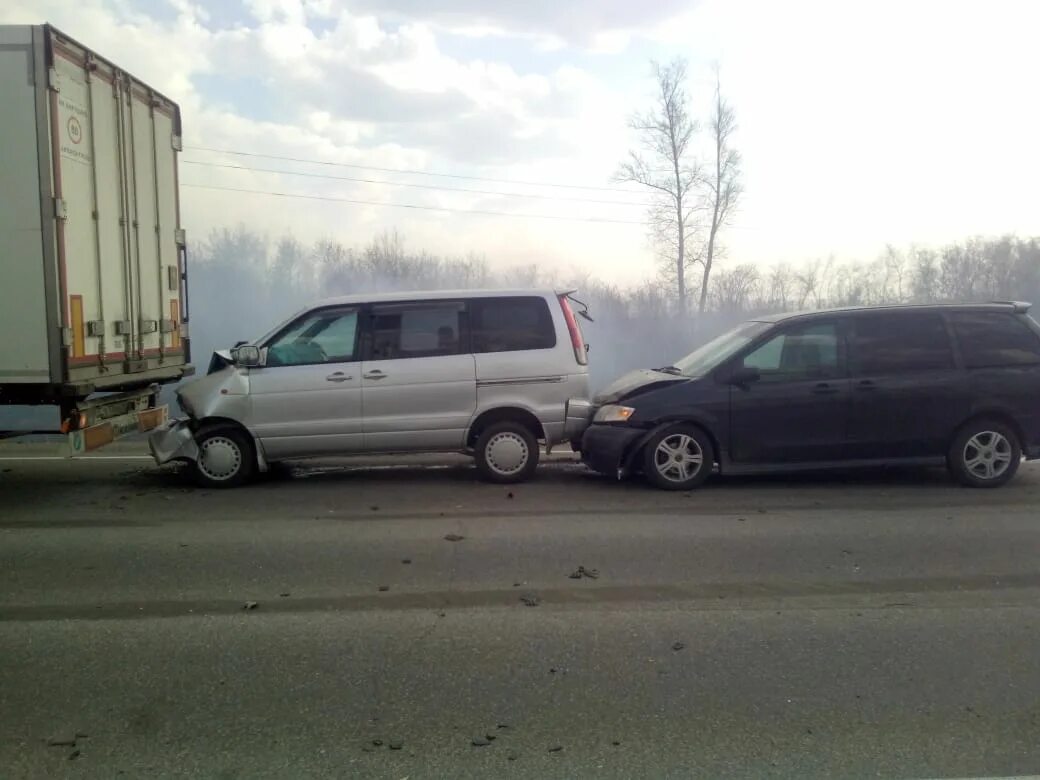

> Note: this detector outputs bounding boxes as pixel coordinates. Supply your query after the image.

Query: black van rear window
[471,297,556,353]
[952,312,1040,368]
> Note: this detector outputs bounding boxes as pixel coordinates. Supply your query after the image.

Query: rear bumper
[148,418,198,466]
[581,423,644,477]
[564,398,594,442]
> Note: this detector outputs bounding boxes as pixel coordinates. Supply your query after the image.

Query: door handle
[326,372,352,383]
[856,379,877,391]
[363,370,387,380]
[811,382,840,395]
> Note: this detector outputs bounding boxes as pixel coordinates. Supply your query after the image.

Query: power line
[185,145,643,194]
[182,159,654,207]
[181,182,646,225]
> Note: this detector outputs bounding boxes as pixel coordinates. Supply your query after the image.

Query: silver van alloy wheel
[653,433,704,483]
[198,435,243,482]
[962,430,1012,480]
[484,431,530,476]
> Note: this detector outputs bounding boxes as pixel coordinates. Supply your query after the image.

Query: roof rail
[992,300,1032,313]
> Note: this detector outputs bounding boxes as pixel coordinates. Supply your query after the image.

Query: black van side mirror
[725,365,761,387]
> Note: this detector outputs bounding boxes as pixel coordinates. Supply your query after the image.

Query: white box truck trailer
[0,24,191,451]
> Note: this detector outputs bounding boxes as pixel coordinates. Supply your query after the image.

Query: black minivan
[582,302,1040,490]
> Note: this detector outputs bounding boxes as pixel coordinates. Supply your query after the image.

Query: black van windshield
[673,321,772,377]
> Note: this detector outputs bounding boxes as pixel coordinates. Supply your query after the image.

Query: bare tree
[617,59,701,312]
[696,72,743,315]
[710,264,760,315]
[766,264,794,311]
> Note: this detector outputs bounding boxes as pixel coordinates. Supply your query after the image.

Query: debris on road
[548,745,563,753]
[443,533,465,542]
[401,558,412,564]
[497,723,509,729]
[370,505,379,511]
[512,582,522,587]
[67,750,81,761]
[472,737,491,747]
[279,592,290,598]
[389,740,403,750]
[507,752,519,761]
[372,739,383,747]
[520,594,540,607]
[47,738,76,747]
[75,732,88,739]
[485,733,497,741]
[672,641,685,651]
[567,565,599,580]
[506,491,514,499]
[378,585,390,592]
[612,740,621,746]
[242,601,258,610]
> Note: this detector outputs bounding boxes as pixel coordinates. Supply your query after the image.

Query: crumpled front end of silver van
[149,418,198,465]
[148,359,251,466]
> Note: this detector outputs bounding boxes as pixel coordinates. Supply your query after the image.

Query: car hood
[594,369,688,404]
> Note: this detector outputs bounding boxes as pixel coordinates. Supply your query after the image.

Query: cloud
[347,0,697,48]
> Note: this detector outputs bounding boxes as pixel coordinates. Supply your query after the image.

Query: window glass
[952,312,1040,368]
[471,297,556,353]
[741,322,839,381]
[266,309,358,366]
[851,313,953,375]
[675,321,771,377]
[370,303,464,360]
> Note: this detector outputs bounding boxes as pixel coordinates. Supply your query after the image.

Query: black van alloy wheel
[643,424,714,491]
[948,418,1020,488]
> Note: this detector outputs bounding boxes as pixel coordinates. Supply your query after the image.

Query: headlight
[594,404,636,423]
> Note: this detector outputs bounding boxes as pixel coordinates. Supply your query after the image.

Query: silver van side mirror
[231,345,264,367]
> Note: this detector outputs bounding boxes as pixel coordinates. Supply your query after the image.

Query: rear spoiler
[992,301,1032,313]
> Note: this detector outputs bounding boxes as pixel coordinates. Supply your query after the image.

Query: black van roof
[752,301,1032,324]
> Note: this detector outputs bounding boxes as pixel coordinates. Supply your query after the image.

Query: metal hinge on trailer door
[47,67,60,92]
[53,198,67,220]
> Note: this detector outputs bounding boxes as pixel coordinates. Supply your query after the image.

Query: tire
[947,418,1021,488]
[642,423,714,491]
[474,421,540,484]
[192,426,256,488]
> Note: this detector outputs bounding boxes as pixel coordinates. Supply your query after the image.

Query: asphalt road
[2,447,1040,778]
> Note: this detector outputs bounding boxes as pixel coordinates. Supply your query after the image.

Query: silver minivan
[150,290,593,487]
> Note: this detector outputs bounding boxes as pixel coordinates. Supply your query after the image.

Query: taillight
[558,295,588,365]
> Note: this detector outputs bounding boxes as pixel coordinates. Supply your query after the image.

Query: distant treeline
[189,227,1040,390]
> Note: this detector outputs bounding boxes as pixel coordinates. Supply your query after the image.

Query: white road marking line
[0,456,154,461]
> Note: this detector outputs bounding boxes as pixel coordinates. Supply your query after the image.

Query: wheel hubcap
[963,431,1012,480]
[198,436,242,481]
[485,432,529,475]
[654,433,704,483]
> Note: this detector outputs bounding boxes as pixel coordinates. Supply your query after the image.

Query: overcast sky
[5,0,1038,284]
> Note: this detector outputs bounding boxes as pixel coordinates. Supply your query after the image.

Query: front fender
[620,417,721,473]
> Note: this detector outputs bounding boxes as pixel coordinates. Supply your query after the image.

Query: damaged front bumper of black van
[580,423,647,478]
